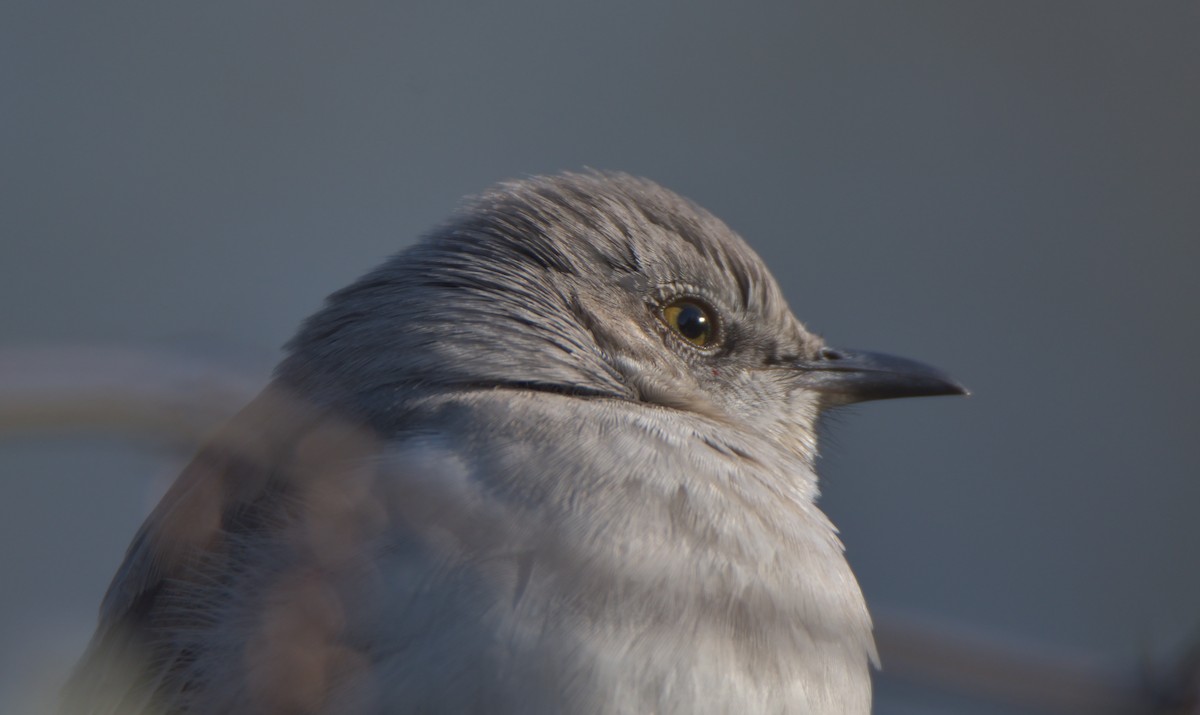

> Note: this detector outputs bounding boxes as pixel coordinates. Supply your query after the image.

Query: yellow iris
[663,299,716,347]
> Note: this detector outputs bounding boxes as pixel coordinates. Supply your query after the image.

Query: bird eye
[662,299,718,348]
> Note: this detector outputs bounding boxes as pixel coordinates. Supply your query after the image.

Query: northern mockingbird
[65,172,965,715]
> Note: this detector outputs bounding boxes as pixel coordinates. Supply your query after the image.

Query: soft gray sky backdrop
[3,3,1198,713]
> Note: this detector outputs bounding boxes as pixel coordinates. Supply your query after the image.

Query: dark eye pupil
[676,304,709,340]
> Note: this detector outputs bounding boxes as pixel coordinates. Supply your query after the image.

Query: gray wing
[61,385,389,715]
[62,385,546,715]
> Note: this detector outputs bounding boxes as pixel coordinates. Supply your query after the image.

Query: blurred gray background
[2,2,1198,713]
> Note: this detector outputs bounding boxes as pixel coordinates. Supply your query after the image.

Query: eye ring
[661,298,720,349]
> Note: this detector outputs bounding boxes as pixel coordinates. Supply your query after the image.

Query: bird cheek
[786,391,822,424]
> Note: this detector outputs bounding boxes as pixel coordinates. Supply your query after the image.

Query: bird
[63,171,965,715]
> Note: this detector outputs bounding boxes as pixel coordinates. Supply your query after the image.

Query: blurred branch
[0,345,260,443]
[874,607,1166,714]
[2,345,1194,713]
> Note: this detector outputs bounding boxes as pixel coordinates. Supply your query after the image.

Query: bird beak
[792,348,969,407]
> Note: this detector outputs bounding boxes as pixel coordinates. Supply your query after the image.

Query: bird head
[280,172,965,452]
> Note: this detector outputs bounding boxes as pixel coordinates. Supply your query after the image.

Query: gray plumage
[64,172,963,715]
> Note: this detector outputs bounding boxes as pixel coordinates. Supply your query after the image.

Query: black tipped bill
[793,348,969,407]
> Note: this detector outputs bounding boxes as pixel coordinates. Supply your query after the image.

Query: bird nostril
[820,348,844,361]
